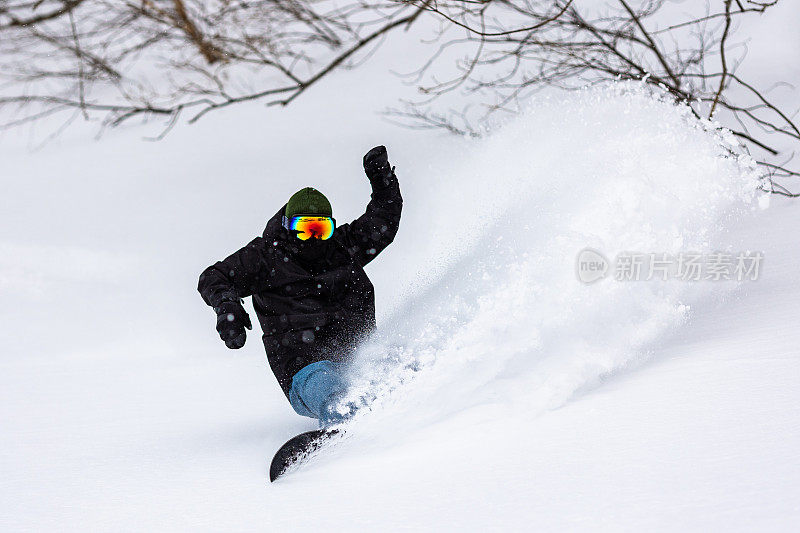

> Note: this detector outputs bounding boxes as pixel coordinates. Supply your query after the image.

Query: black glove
[363,145,393,182]
[214,300,252,349]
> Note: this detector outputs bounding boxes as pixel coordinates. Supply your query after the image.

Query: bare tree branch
[0,0,424,131]
[169,0,225,64]
[0,0,796,196]
[709,0,733,117]
[384,0,798,196]
[0,0,84,29]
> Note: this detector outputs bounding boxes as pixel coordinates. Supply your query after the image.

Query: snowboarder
[198,146,401,426]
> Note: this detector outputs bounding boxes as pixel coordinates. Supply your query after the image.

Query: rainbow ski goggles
[282,215,336,241]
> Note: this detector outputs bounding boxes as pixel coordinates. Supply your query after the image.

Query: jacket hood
[263,204,289,241]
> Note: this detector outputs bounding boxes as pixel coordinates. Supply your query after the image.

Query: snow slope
[2,35,800,533]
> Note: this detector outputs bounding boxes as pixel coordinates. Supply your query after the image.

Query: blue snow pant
[288,360,352,426]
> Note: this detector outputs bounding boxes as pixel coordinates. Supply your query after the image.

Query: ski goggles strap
[282,215,336,240]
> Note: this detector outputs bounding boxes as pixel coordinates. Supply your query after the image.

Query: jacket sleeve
[338,168,403,267]
[198,237,274,309]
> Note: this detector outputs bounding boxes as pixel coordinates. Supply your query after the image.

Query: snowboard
[269,428,340,482]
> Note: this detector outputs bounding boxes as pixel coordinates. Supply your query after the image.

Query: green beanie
[285,187,332,218]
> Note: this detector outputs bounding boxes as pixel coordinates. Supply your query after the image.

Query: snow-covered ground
[2,11,800,532]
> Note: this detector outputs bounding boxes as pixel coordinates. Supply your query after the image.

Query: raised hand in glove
[363,145,394,183]
[214,300,252,349]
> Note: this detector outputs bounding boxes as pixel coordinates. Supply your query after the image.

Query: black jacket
[198,170,402,397]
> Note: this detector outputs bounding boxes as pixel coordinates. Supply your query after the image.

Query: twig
[709,0,733,117]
